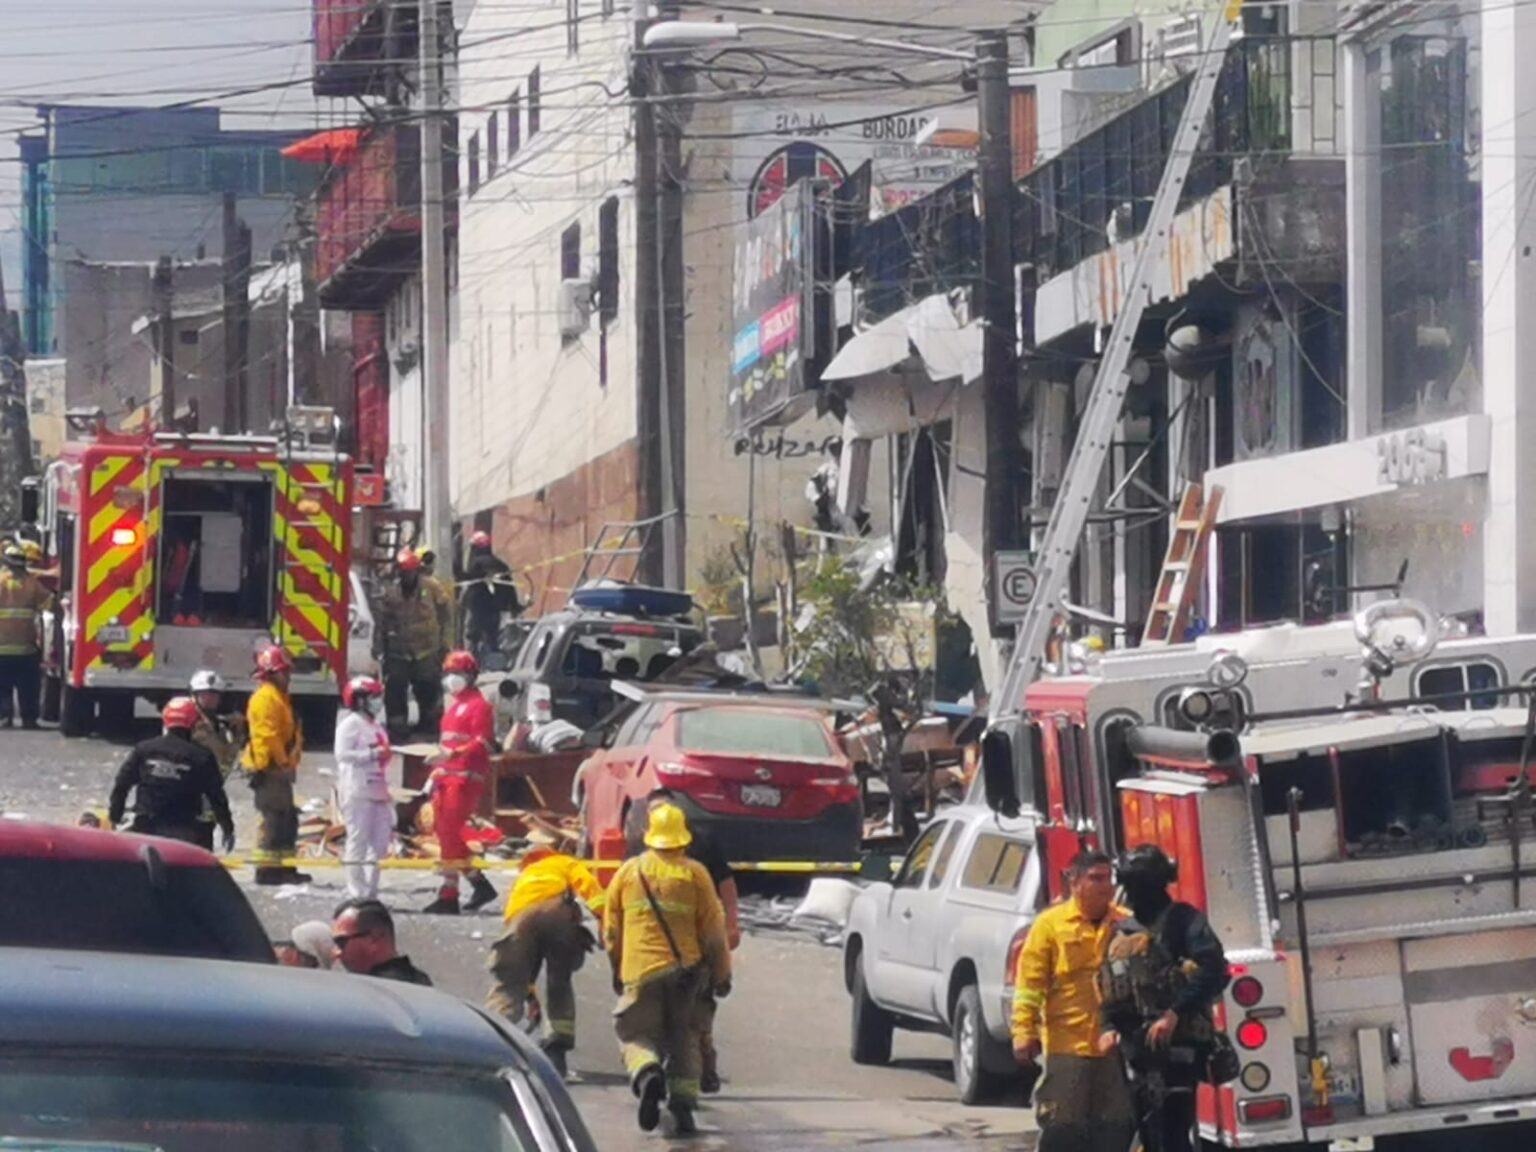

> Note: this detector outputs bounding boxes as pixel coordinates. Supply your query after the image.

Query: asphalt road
[0,724,1036,1151]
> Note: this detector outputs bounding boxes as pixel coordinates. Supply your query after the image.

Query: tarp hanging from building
[281,128,363,166]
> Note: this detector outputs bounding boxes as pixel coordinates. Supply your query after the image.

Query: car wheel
[850,962,894,1066]
[952,984,1007,1105]
[59,683,93,738]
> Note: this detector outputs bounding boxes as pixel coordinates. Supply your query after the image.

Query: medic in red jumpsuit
[422,650,500,914]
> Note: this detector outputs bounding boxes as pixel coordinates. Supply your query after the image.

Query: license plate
[740,784,781,808]
[1330,1139,1374,1152]
[97,625,130,645]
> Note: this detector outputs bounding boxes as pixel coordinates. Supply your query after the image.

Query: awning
[822,292,982,385]
[281,127,363,166]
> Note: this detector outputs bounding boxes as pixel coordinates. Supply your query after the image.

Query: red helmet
[342,675,384,710]
[162,696,200,730]
[254,644,293,677]
[442,649,479,678]
[396,547,422,572]
[470,530,492,549]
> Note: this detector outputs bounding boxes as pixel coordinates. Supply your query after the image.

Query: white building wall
[450,0,637,517]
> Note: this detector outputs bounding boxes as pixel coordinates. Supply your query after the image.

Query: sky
[0,0,321,308]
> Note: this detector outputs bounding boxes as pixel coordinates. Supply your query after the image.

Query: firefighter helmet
[1,543,26,567]
[396,547,422,572]
[19,540,43,565]
[254,645,293,677]
[442,649,479,678]
[162,696,200,731]
[1116,843,1178,888]
[470,530,492,549]
[342,675,384,710]
[190,669,227,695]
[644,803,693,851]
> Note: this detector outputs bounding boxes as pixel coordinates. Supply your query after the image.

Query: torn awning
[281,127,362,165]
[822,292,982,385]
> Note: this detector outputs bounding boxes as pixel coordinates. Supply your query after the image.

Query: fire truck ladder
[988,7,1241,725]
[1142,482,1223,646]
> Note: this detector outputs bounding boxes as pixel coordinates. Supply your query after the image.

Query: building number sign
[1377,428,1448,486]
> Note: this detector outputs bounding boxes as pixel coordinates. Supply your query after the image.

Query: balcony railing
[858,174,979,326]
[314,0,411,98]
[1015,35,1340,281]
[316,125,437,309]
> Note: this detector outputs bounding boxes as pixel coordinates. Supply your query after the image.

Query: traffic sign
[994,551,1036,625]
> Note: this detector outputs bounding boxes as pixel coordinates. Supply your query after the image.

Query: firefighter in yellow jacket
[604,804,731,1136]
[0,543,51,730]
[243,645,310,886]
[486,848,605,1077]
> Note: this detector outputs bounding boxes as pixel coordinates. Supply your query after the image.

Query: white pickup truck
[843,802,1041,1104]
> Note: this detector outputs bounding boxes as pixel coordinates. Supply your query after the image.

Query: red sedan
[580,698,863,863]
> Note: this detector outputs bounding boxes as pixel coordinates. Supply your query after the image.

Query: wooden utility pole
[221,191,253,433]
[0,257,34,530]
[153,255,175,429]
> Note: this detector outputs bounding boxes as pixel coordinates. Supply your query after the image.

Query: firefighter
[458,530,519,662]
[1012,849,1135,1152]
[486,847,605,1077]
[0,542,50,730]
[109,697,235,852]
[243,644,311,886]
[189,669,245,775]
[335,675,394,901]
[423,649,498,914]
[604,803,732,1136]
[625,786,741,1095]
[376,548,449,742]
[1098,845,1230,1152]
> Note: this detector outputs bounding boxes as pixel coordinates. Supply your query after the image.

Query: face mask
[443,674,469,696]
[364,698,384,719]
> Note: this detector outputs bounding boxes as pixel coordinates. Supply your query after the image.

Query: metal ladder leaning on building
[987,6,1243,736]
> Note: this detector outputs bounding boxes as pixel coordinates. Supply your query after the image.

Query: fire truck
[982,603,1536,1149]
[38,408,354,739]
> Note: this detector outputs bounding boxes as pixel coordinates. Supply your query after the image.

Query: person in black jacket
[1098,844,1229,1152]
[109,697,235,853]
[332,898,434,986]
[457,530,520,661]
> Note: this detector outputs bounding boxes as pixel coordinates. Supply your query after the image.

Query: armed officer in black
[109,696,236,852]
[1098,844,1230,1152]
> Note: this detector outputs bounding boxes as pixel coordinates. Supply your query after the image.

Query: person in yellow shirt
[242,644,310,887]
[1012,848,1135,1152]
[604,804,731,1137]
[485,847,605,1078]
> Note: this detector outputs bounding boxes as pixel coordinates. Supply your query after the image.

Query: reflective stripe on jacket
[0,571,48,655]
[1011,897,1127,1057]
[603,849,730,989]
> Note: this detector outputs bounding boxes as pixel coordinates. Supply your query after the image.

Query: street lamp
[642,16,1025,617]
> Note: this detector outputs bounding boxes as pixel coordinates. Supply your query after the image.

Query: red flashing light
[1229,963,1249,976]
[109,526,138,547]
[1232,976,1265,1008]
[1239,1097,1292,1125]
[1236,1019,1269,1050]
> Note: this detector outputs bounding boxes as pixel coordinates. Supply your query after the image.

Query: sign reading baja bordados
[730,180,817,435]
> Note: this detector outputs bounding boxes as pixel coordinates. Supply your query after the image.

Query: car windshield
[675,708,834,760]
[0,1056,540,1152]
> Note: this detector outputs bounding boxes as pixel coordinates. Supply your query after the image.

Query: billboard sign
[730,179,818,434]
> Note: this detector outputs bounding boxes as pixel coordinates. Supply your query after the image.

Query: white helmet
[190,669,227,694]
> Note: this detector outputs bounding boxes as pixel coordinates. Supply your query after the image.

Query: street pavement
[0,725,1037,1151]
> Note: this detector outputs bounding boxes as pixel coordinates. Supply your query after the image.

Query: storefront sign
[1377,428,1448,486]
[730,180,817,434]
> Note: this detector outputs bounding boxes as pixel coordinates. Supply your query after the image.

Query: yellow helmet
[643,803,693,851]
[1081,634,1106,653]
[19,540,42,565]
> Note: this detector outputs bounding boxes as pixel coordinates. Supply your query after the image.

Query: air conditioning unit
[558,279,593,339]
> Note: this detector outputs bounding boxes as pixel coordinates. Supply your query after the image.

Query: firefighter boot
[668,1103,698,1137]
[634,1065,665,1133]
[422,886,461,915]
[539,1039,568,1079]
[255,867,287,886]
[465,872,498,912]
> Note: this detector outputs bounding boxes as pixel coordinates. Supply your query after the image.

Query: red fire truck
[983,602,1536,1149]
[38,410,353,738]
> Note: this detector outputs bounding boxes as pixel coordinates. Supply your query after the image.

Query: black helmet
[1117,843,1177,888]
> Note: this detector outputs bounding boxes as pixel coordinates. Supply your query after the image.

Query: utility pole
[0,256,34,531]
[221,192,252,433]
[976,32,1021,626]
[153,255,176,431]
[420,0,454,565]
